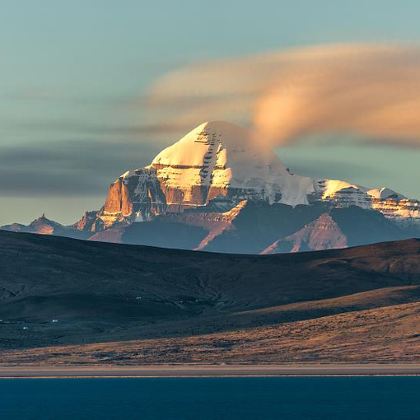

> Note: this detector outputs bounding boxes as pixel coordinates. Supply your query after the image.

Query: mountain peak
[36,213,48,221]
[262,213,348,254]
[31,213,54,224]
[28,214,63,234]
[92,120,420,231]
[148,120,314,203]
[151,120,254,168]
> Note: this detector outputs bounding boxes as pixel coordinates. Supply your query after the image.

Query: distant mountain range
[2,121,419,253]
[0,230,419,363]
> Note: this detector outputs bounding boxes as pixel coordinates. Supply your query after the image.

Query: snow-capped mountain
[314,179,420,225]
[2,121,419,253]
[98,121,315,227]
[96,120,420,229]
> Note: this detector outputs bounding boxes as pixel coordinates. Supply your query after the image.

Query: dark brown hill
[0,230,419,363]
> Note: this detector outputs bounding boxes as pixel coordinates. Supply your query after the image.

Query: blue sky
[1,0,420,224]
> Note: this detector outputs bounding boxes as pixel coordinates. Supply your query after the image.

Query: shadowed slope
[0,230,419,353]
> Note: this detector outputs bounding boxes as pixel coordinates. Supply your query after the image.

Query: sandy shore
[0,364,419,378]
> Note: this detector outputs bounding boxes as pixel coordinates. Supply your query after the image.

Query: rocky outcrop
[98,168,167,227]
[73,211,103,233]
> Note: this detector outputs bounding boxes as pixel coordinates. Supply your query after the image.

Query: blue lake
[1,377,419,419]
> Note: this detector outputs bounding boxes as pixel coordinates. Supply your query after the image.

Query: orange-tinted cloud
[148,44,420,147]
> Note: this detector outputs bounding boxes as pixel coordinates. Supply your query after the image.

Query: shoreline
[1,364,420,378]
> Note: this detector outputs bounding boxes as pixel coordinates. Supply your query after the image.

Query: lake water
[1,377,419,419]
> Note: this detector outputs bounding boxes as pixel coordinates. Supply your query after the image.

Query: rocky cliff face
[96,121,316,227]
[371,197,420,226]
[98,168,167,227]
[73,211,103,233]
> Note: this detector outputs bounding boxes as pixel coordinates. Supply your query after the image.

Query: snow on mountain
[316,179,372,209]
[2,120,419,253]
[150,121,315,205]
[367,187,405,200]
[98,121,316,226]
[94,120,420,229]
[314,179,420,226]
[318,181,405,204]
[0,118,404,240]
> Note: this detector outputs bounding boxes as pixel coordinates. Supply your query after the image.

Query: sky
[1,0,420,225]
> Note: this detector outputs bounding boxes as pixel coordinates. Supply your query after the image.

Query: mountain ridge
[2,121,419,253]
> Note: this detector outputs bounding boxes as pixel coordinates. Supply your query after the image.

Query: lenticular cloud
[148,43,420,147]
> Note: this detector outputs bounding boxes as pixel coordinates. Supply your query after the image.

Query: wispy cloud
[0,140,159,197]
[148,43,420,147]
[2,119,189,138]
